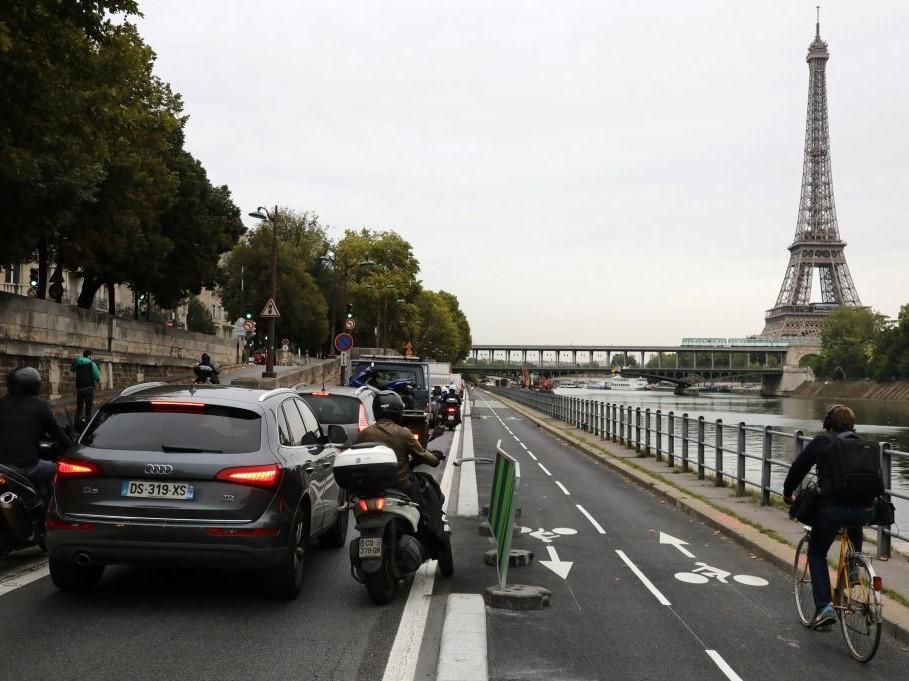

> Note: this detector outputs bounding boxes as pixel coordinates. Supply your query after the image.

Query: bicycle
[793,524,883,662]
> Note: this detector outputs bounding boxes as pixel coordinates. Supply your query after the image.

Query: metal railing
[484,386,907,558]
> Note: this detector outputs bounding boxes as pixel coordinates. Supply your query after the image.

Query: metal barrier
[483,386,907,559]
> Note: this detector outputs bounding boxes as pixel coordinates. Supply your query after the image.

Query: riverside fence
[483,386,907,558]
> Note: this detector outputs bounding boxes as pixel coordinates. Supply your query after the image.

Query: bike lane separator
[555,481,571,496]
[705,650,745,681]
[435,593,488,681]
[537,463,552,477]
[575,504,606,534]
[457,411,480,516]
[615,550,671,606]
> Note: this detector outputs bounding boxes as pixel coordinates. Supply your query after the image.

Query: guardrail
[483,386,907,558]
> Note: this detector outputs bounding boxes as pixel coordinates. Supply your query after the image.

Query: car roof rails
[257,387,296,402]
[118,382,169,397]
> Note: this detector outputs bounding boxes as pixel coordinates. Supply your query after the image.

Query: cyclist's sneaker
[811,603,837,630]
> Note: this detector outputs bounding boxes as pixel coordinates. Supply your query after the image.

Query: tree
[815,306,888,379]
[438,290,472,361]
[402,291,461,363]
[186,297,216,335]
[871,304,909,380]
[220,224,328,353]
[610,354,639,368]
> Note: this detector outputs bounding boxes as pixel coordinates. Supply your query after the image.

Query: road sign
[282,344,289,352]
[334,333,354,353]
[281,337,289,346]
[243,319,255,332]
[165,319,174,328]
[488,441,520,589]
[344,318,356,331]
[340,350,350,367]
[260,298,281,318]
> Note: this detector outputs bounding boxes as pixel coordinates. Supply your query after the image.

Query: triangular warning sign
[260,298,281,318]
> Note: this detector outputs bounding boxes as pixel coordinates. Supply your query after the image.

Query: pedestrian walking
[71,349,101,427]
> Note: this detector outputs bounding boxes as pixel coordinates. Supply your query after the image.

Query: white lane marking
[512,435,520,442]
[575,504,606,534]
[705,650,744,681]
[436,594,488,681]
[457,407,480,516]
[519,442,527,450]
[659,531,695,558]
[526,452,538,461]
[732,574,769,587]
[538,545,573,580]
[555,481,571,496]
[615,550,671,606]
[537,463,552,476]
[381,562,437,681]
[0,561,50,597]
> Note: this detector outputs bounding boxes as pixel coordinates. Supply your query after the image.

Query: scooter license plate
[359,537,383,558]
[447,415,455,422]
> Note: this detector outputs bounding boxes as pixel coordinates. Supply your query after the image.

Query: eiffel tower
[762,16,861,338]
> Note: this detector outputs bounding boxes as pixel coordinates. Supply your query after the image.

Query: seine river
[553,388,909,533]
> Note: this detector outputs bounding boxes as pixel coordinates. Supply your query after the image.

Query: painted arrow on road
[659,532,695,558]
[539,546,573,580]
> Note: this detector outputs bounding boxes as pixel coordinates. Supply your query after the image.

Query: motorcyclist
[0,367,72,500]
[193,352,220,384]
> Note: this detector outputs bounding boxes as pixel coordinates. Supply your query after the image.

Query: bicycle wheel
[837,554,882,662]
[793,533,814,626]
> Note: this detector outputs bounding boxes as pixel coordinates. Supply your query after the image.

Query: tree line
[219,210,472,363]
[0,1,244,311]
[811,305,909,381]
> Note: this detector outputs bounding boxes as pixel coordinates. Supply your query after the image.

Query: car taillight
[56,458,101,479]
[310,391,331,397]
[357,497,385,512]
[46,517,96,531]
[215,464,281,489]
[149,400,206,413]
[358,404,370,432]
[447,407,456,414]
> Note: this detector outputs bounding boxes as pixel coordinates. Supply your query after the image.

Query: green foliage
[186,297,216,335]
[815,306,888,379]
[610,354,639,368]
[870,304,909,380]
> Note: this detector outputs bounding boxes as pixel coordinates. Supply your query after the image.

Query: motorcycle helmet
[373,390,405,423]
[7,366,42,397]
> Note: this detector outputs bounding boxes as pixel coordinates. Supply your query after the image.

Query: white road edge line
[576,504,606,534]
[436,594,488,681]
[0,560,51,597]
[383,422,462,681]
[705,650,744,681]
[537,463,552,476]
[555,481,571,496]
[615,550,671,606]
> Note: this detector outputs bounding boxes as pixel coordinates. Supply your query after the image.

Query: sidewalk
[494,391,909,645]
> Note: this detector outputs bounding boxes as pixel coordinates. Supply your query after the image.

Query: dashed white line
[537,463,552,476]
[512,435,520,442]
[615,550,671,606]
[519,442,527,450]
[555,481,571,496]
[527,452,538,461]
[705,650,744,681]
[576,504,606,534]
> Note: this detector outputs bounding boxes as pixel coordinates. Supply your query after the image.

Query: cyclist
[783,405,877,630]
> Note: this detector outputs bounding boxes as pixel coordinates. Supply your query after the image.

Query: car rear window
[353,364,424,389]
[81,403,261,453]
[300,395,360,425]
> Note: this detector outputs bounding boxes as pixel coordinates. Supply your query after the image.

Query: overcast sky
[138,1,908,345]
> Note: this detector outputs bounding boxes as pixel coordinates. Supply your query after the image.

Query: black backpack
[822,432,884,504]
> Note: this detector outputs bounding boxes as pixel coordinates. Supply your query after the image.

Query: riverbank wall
[791,379,909,402]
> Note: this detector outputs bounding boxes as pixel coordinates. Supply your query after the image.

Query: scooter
[334,426,453,605]
[441,397,461,430]
[0,441,59,556]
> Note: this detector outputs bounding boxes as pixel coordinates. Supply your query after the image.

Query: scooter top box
[333,444,399,493]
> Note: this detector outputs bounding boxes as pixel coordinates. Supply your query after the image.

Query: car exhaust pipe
[0,491,32,544]
[74,552,92,566]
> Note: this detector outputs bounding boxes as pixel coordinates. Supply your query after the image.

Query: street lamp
[248,205,278,378]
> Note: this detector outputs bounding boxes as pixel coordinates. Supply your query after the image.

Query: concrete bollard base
[484,584,551,610]
[484,549,533,568]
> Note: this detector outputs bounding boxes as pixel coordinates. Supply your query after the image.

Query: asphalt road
[0,430,458,681]
[457,389,908,681]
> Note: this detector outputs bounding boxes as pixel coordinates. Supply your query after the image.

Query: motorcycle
[441,397,461,430]
[193,363,220,384]
[0,441,60,556]
[333,426,453,605]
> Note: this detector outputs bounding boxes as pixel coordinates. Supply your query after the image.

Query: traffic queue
[0,355,463,604]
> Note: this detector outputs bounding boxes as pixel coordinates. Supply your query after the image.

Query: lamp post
[248,205,279,378]
[319,250,376,354]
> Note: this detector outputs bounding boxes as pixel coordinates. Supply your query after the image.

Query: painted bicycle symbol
[518,526,577,544]
[674,561,769,587]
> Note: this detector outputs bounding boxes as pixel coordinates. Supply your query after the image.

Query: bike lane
[467,389,907,680]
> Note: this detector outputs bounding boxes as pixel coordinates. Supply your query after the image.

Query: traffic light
[29,268,39,287]
[346,303,353,319]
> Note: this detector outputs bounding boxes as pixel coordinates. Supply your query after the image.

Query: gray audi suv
[45,383,349,598]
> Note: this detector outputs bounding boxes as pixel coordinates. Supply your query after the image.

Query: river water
[553,388,909,533]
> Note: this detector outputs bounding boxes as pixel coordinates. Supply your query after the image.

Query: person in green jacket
[71,349,101,426]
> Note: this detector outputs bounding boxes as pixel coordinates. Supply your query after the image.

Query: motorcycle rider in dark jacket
[0,367,72,500]
[194,352,220,384]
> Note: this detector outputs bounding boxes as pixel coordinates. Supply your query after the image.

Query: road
[0,430,457,681]
[447,389,907,680]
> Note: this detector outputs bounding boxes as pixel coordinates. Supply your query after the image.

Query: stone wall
[791,379,909,403]
[0,292,233,399]
[231,358,341,391]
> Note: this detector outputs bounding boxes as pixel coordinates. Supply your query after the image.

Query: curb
[436,594,488,681]
[492,391,909,645]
